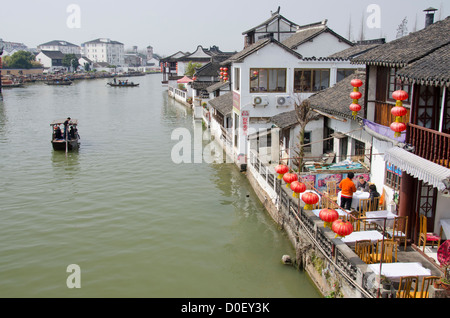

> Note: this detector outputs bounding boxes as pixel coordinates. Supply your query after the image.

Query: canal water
[0,75,320,298]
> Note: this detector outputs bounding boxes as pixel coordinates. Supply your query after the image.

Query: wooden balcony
[406,123,450,168]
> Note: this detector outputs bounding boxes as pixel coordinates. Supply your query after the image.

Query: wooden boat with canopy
[50,118,80,151]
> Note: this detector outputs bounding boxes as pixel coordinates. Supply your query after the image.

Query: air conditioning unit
[276,95,291,107]
[252,95,269,107]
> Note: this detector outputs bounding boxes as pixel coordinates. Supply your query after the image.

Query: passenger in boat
[69,126,76,139]
[54,125,62,139]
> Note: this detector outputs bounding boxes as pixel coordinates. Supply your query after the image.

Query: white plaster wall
[435,194,450,239]
[36,53,52,68]
[293,32,352,57]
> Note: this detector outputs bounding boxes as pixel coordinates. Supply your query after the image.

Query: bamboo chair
[325,181,338,202]
[416,276,440,298]
[355,240,373,264]
[371,196,380,211]
[396,276,418,298]
[370,239,398,263]
[359,198,377,230]
[418,215,441,252]
[387,216,408,251]
[348,211,361,231]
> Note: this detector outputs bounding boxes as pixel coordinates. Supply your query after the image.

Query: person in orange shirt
[339,172,356,210]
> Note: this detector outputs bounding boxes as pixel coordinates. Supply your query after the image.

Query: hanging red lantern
[283,173,298,188]
[319,209,339,228]
[350,91,362,100]
[224,77,228,81]
[302,192,319,210]
[331,219,353,238]
[220,67,224,71]
[350,79,363,88]
[390,90,409,138]
[275,164,289,179]
[290,181,306,198]
[223,67,228,72]
[349,78,363,119]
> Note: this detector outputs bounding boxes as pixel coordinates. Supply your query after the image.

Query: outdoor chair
[396,276,418,298]
[416,276,440,298]
[370,239,398,263]
[355,240,373,264]
[386,216,408,251]
[418,215,441,252]
[325,181,338,202]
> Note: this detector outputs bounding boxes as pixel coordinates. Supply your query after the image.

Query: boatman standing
[64,117,71,140]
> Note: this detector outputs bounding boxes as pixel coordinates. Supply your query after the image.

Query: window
[303,131,312,153]
[387,68,411,103]
[250,68,286,92]
[385,162,402,190]
[337,69,356,82]
[294,69,330,92]
[234,67,240,91]
[354,140,366,158]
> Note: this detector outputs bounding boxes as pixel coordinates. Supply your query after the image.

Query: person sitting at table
[339,172,356,210]
[356,175,370,192]
[369,184,380,210]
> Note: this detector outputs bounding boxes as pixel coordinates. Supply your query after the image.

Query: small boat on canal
[45,78,73,86]
[1,78,24,88]
[50,118,80,151]
[107,79,139,87]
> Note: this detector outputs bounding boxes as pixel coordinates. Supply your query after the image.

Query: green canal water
[0,75,321,298]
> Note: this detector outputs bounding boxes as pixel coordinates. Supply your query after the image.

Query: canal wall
[246,150,378,298]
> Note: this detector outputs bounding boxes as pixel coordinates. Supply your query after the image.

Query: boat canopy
[50,119,78,126]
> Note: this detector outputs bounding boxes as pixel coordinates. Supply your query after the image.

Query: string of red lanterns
[390,90,408,138]
[219,67,229,82]
[283,172,298,188]
[275,164,289,180]
[319,208,339,229]
[349,79,363,119]
[302,192,319,210]
[290,181,306,198]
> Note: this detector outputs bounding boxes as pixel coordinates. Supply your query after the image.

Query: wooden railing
[407,123,450,168]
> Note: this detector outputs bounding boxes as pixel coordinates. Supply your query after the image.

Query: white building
[38,40,81,55]
[35,50,67,73]
[81,38,124,66]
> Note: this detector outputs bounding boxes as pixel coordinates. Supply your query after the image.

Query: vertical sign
[241,110,249,136]
[233,91,240,113]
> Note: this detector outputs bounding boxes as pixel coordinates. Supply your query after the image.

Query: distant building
[35,50,67,73]
[37,40,81,55]
[81,38,124,66]
[0,39,28,54]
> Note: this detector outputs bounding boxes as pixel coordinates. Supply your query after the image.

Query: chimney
[424,7,437,28]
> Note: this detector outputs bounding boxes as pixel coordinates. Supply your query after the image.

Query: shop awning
[384,147,450,191]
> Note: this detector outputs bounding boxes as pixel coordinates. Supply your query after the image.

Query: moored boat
[45,78,73,85]
[107,79,139,87]
[51,118,80,151]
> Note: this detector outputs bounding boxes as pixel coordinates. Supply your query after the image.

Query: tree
[184,61,203,77]
[396,17,409,39]
[292,97,320,172]
[7,50,36,69]
[62,54,80,71]
[84,62,91,72]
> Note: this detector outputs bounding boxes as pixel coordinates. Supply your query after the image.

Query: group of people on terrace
[339,172,380,211]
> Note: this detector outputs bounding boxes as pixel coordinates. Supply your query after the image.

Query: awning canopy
[384,147,450,191]
[177,76,193,83]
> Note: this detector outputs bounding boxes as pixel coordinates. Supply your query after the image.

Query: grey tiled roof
[206,81,230,93]
[242,10,299,35]
[191,81,216,89]
[209,92,233,116]
[352,16,450,67]
[328,42,383,60]
[307,70,366,121]
[282,23,353,50]
[270,110,298,128]
[222,37,302,64]
[396,43,450,87]
[39,50,65,59]
[39,40,79,47]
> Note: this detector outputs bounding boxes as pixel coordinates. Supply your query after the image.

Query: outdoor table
[368,262,431,282]
[340,230,385,245]
[312,208,348,218]
[439,218,450,239]
[337,190,369,210]
[365,210,398,228]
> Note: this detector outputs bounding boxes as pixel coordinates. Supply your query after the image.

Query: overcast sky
[0,0,447,56]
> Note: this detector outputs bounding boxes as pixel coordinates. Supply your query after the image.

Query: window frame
[249,68,287,93]
[385,162,402,191]
[294,68,330,93]
[387,67,411,104]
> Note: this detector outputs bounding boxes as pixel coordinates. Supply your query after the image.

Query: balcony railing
[407,123,450,168]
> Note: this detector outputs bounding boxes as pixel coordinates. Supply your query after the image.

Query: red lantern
[350,91,362,100]
[290,181,306,198]
[283,173,298,188]
[391,106,407,117]
[302,192,319,210]
[275,164,289,179]
[319,209,339,228]
[220,67,224,71]
[223,67,228,72]
[224,77,228,81]
[349,103,362,119]
[331,219,354,238]
[392,90,408,101]
[350,79,363,87]
[390,122,406,136]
